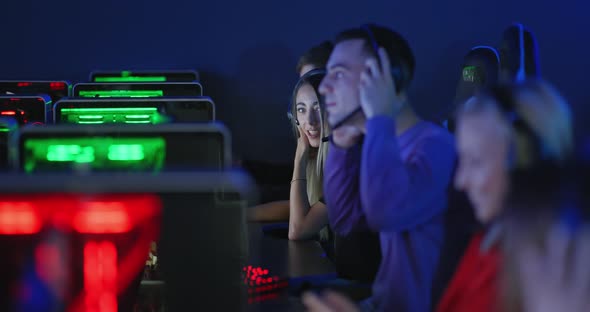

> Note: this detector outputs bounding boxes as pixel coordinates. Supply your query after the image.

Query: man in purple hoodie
[317,24,456,311]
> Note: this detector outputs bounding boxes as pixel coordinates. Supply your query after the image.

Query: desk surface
[247,223,336,279]
[138,222,336,311]
[246,223,336,311]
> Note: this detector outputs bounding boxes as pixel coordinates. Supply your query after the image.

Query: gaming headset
[287,68,329,142]
[330,23,408,130]
[487,84,548,166]
[287,68,327,126]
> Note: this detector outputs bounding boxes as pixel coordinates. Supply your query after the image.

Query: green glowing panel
[60,107,169,124]
[94,76,167,82]
[78,90,164,98]
[108,144,145,161]
[462,66,478,82]
[23,137,166,173]
[46,145,95,163]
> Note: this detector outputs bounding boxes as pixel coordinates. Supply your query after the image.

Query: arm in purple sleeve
[360,116,456,232]
[323,141,370,235]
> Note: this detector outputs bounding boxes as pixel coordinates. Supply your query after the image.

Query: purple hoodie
[324,116,456,311]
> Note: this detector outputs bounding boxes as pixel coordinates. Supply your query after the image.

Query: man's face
[319,39,369,127]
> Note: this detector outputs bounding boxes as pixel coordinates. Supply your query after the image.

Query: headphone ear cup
[287,111,300,125]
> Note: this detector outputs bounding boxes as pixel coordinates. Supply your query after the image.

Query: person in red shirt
[437,79,573,312]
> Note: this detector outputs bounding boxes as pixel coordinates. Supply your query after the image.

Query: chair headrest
[453,46,500,106]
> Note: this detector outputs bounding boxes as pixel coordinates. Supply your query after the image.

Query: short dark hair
[296,41,334,74]
[335,24,415,91]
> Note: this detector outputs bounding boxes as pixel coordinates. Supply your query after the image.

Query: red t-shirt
[436,232,501,312]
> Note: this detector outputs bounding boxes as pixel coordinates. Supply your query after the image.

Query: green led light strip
[23,137,166,173]
[63,107,158,112]
[60,107,169,124]
[78,115,104,119]
[78,90,164,98]
[94,76,167,82]
[125,115,151,118]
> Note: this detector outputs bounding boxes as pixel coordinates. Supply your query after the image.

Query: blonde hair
[511,79,573,165]
[457,79,573,168]
[304,109,330,206]
[304,105,330,241]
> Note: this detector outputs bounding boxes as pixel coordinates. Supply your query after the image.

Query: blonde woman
[248,69,330,241]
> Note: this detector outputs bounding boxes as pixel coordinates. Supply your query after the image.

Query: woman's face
[455,109,511,224]
[295,83,322,148]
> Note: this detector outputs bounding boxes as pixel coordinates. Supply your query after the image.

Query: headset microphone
[330,107,364,130]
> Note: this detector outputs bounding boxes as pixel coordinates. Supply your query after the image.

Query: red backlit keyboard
[243,265,288,304]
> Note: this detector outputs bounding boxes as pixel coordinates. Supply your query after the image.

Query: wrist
[290,178,306,185]
[292,167,307,180]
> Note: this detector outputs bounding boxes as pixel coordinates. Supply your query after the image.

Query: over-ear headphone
[488,85,546,167]
[287,68,327,127]
[331,24,407,130]
[361,23,406,93]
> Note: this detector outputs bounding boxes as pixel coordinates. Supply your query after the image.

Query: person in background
[247,42,334,226]
[248,69,331,241]
[296,41,334,77]
[237,42,333,204]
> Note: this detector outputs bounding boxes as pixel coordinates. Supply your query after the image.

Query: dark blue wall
[1,0,588,163]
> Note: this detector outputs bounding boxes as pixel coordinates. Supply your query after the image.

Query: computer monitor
[15,123,230,173]
[0,170,256,312]
[0,95,52,125]
[0,81,71,105]
[72,82,203,98]
[54,97,215,125]
[90,70,199,83]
